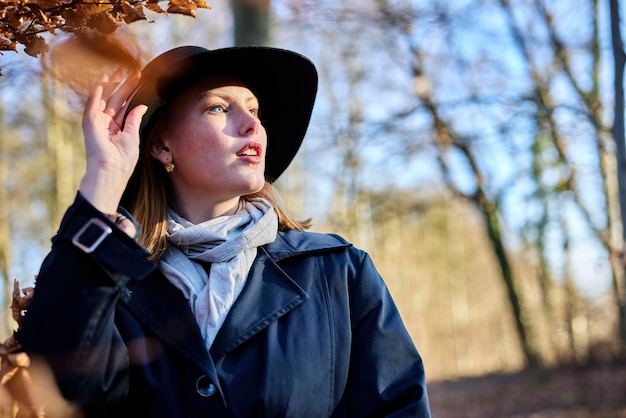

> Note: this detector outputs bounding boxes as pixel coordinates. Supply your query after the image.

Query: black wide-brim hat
[121,45,318,206]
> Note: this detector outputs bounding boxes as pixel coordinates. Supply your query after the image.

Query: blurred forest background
[0,0,625,391]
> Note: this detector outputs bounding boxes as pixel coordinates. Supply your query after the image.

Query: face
[151,75,267,219]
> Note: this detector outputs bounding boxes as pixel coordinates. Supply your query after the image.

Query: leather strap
[62,208,156,281]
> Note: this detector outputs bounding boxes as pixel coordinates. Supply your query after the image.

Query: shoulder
[265,231,387,306]
[263,229,355,261]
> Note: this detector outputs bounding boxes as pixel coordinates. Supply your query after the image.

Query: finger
[122,104,148,135]
[110,71,142,126]
[115,215,137,238]
[101,67,127,102]
[100,70,130,119]
[83,73,108,124]
[104,69,139,120]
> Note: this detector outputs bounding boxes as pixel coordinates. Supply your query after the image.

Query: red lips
[236,142,263,157]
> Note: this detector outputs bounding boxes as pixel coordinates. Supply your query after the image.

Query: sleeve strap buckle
[71,218,113,253]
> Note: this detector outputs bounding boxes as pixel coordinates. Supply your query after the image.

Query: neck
[172,196,242,224]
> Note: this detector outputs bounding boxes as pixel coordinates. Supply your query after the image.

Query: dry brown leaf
[143,2,166,14]
[0,0,211,74]
[193,0,209,10]
[0,281,82,417]
[59,9,87,33]
[22,33,48,57]
[11,280,34,329]
[121,1,147,24]
[167,0,197,17]
[0,33,15,51]
[88,10,120,34]
[5,8,23,28]
[34,0,62,10]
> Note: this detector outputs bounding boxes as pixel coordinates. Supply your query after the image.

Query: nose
[239,109,261,137]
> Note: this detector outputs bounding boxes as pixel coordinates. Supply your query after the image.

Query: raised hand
[79,68,147,216]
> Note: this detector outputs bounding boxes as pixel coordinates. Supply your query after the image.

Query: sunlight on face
[153,75,268,221]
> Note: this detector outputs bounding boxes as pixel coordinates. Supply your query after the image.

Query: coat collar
[210,230,351,358]
[262,229,352,261]
[209,246,307,359]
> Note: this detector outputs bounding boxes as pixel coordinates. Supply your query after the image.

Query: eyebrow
[197,91,259,107]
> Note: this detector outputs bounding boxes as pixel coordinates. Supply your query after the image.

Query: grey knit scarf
[159,198,278,351]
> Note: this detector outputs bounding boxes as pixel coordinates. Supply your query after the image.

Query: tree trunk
[232,0,270,46]
[478,197,540,367]
[0,104,12,337]
[609,0,626,354]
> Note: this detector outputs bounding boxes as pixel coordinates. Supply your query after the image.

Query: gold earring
[164,162,175,173]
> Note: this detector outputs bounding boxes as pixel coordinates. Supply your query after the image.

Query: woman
[18,46,431,418]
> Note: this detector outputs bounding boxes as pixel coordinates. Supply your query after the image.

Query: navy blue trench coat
[18,194,431,418]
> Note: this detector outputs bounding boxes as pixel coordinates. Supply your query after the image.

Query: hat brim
[123,45,318,200]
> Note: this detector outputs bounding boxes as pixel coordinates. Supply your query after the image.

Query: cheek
[170,123,218,159]
[259,125,268,148]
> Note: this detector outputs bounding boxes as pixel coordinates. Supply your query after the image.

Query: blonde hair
[129,107,311,261]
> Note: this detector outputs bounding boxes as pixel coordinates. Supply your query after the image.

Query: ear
[150,137,172,164]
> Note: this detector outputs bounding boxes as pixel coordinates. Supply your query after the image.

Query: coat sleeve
[17,192,156,414]
[344,249,431,417]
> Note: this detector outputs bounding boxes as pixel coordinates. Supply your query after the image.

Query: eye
[249,108,259,117]
[207,104,227,114]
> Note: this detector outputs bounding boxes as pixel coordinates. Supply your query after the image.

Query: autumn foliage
[0,0,209,67]
[0,281,86,417]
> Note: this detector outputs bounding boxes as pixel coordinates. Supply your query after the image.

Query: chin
[241,178,265,196]
[249,183,265,195]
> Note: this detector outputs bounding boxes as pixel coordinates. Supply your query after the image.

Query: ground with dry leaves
[428,361,626,418]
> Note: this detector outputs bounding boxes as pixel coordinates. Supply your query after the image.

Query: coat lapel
[118,231,348,389]
[209,247,309,360]
[122,274,222,391]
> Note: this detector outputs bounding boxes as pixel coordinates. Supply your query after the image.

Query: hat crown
[140,46,209,86]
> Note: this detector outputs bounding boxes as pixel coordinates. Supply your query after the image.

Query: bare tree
[232,0,270,46]
[0,104,12,337]
[274,0,621,370]
[609,0,626,351]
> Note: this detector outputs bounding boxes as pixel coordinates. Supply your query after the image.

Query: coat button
[196,375,216,397]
